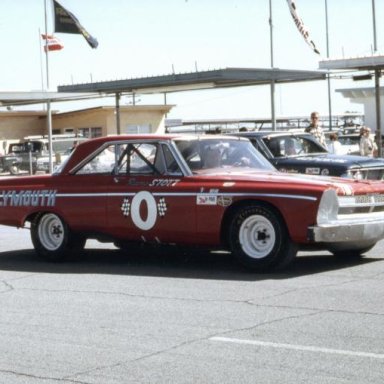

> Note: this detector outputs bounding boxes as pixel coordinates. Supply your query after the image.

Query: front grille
[339,193,384,215]
[361,168,384,180]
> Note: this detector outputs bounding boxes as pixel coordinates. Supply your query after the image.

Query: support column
[115,92,121,135]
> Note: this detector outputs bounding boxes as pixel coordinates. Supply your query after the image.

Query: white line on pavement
[210,337,384,360]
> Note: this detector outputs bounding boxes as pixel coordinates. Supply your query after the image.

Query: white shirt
[327,140,343,154]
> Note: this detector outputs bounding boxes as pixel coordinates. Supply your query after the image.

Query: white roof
[0,91,101,107]
[319,55,384,70]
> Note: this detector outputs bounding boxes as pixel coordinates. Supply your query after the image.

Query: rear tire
[228,204,297,272]
[31,213,85,262]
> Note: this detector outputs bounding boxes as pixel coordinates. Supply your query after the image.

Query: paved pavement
[0,225,383,383]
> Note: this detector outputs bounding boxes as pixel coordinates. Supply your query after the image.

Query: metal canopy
[319,55,384,70]
[0,91,101,107]
[57,67,327,95]
[336,87,384,99]
[319,55,384,156]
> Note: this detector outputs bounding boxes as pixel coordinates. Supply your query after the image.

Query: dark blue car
[234,131,384,180]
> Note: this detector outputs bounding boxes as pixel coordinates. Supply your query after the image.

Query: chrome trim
[309,218,384,243]
[54,191,317,201]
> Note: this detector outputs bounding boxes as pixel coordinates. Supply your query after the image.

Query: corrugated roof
[58,67,327,95]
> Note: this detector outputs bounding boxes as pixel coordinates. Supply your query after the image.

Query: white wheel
[239,215,276,259]
[31,213,85,261]
[38,213,65,251]
[229,204,297,271]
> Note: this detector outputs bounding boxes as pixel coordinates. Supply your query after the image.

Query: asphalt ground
[0,225,383,383]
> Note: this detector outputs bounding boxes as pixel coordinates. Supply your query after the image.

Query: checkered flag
[157,198,168,217]
[121,198,131,217]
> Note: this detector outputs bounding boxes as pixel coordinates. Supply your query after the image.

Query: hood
[194,168,384,196]
[288,153,384,168]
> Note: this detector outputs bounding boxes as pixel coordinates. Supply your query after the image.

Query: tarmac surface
[0,225,384,383]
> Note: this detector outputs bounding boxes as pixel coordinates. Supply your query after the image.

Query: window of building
[123,124,152,134]
[78,127,102,138]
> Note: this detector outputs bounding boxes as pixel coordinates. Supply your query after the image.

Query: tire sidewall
[31,213,70,262]
[229,204,287,271]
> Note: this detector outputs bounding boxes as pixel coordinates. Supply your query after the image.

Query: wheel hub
[239,215,276,259]
[51,225,63,238]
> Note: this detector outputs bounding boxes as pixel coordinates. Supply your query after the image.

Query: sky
[0,0,383,120]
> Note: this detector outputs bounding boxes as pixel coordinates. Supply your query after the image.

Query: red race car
[1,134,384,271]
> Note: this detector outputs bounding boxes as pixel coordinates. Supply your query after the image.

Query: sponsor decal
[196,195,217,205]
[305,168,320,175]
[149,179,180,187]
[321,168,330,176]
[121,191,168,231]
[128,178,148,187]
[0,190,57,207]
[217,196,232,207]
[280,168,299,174]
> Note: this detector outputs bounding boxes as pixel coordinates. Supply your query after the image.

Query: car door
[57,148,117,232]
[106,140,197,244]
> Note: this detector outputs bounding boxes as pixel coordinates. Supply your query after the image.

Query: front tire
[31,213,85,261]
[228,204,297,271]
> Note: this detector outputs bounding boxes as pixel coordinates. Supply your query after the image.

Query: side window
[76,142,183,176]
[116,143,162,175]
[128,143,157,175]
[77,144,117,174]
[265,138,282,157]
[302,137,325,153]
[283,138,297,156]
[162,144,182,175]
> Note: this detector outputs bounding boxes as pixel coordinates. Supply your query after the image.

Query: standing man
[305,111,327,147]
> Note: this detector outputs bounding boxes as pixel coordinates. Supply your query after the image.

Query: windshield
[9,141,45,154]
[175,138,275,172]
[262,135,327,157]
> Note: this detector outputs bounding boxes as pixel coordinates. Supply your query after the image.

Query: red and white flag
[41,34,64,52]
[286,0,320,55]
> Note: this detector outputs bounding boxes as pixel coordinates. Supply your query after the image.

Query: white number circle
[131,191,157,230]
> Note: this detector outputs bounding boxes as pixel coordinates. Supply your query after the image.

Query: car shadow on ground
[0,244,381,281]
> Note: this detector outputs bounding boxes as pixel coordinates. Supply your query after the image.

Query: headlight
[317,189,339,224]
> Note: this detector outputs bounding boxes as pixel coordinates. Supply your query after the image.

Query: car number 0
[131,191,157,230]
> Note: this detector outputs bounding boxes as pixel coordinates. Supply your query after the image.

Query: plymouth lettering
[0,190,57,207]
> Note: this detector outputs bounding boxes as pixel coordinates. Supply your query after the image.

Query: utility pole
[44,0,54,173]
[325,0,333,131]
[372,0,382,157]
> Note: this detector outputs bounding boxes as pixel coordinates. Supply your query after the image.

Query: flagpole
[324,0,333,131]
[38,28,45,92]
[269,0,276,131]
[44,0,54,173]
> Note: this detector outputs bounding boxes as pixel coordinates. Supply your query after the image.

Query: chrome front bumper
[308,219,384,243]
